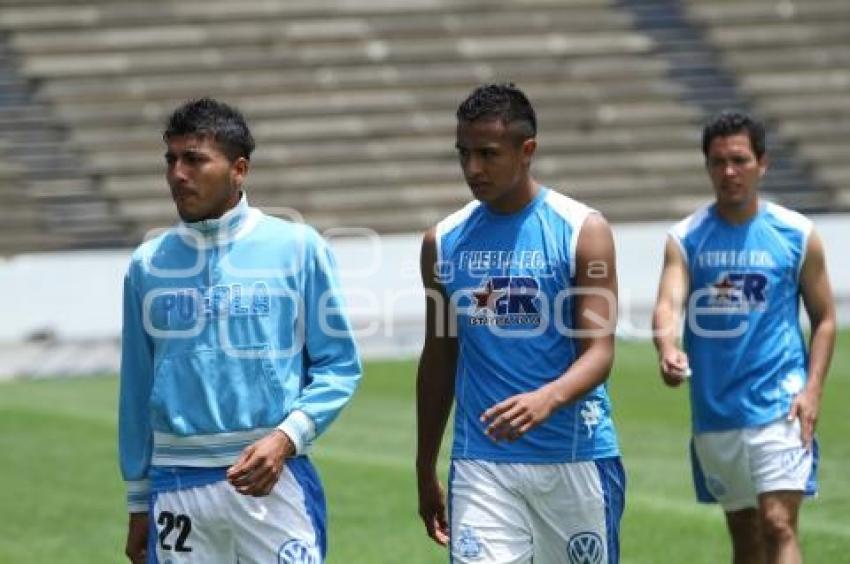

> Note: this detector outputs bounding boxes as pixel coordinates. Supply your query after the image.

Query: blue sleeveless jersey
[670,202,812,433]
[436,187,620,463]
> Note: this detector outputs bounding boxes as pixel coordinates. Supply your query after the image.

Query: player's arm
[482,213,618,440]
[229,230,362,496]
[416,227,457,547]
[790,230,836,448]
[118,264,155,563]
[652,236,691,387]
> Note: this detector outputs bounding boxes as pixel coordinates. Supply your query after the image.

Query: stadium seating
[0,31,131,252]
[0,0,847,252]
[683,0,850,211]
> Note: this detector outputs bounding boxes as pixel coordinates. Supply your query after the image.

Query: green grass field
[0,333,847,563]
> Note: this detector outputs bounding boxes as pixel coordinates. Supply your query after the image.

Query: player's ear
[231,157,250,188]
[757,153,768,177]
[520,137,537,161]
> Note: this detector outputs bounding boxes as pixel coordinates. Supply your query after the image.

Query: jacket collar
[177,192,259,247]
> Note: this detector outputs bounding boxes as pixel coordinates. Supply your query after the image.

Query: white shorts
[691,418,818,512]
[449,458,625,564]
[148,458,325,564]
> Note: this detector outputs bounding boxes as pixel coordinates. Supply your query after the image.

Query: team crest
[455,525,484,560]
[567,532,604,564]
[468,276,541,327]
[580,401,603,438]
[277,539,320,564]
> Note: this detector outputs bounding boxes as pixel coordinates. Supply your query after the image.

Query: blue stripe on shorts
[595,457,626,564]
[288,456,328,559]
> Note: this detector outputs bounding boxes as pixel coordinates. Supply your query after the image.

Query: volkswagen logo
[567,531,604,564]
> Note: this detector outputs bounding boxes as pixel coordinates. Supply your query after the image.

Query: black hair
[702,110,766,160]
[456,83,537,141]
[163,97,255,161]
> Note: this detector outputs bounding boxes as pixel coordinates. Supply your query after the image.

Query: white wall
[0,215,846,356]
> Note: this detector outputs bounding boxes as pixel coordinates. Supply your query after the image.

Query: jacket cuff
[126,479,150,513]
[277,410,316,456]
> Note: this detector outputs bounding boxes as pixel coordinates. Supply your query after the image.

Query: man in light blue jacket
[119,98,361,564]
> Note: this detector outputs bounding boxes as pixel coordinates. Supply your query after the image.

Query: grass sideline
[0,332,846,563]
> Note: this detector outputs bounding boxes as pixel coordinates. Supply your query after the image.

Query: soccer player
[119,98,361,563]
[416,83,625,563]
[653,111,836,564]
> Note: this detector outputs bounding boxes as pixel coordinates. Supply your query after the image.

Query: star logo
[471,279,507,314]
[712,275,740,303]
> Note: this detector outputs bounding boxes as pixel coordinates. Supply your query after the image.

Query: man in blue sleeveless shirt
[416,83,625,563]
[653,111,836,564]
[119,98,361,563]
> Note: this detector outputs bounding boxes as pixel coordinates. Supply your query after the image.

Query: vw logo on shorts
[277,539,320,564]
[567,531,604,564]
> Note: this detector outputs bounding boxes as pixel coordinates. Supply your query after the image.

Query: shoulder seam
[543,190,595,279]
[436,200,480,262]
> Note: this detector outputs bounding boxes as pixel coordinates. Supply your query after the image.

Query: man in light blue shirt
[119,98,361,563]
[416,84,624,563]
[653,111,836,564]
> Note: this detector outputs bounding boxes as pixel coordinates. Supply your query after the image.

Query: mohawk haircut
[164,97,255,162]
[702,110,766,160]
[456,83,537,141]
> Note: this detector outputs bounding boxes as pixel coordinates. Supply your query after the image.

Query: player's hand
[416,471,449,547]
[125,512,149,564]
[787,388,820,451]
[659,347,691,387]
[227,429,294,496]
[481,389,556,442]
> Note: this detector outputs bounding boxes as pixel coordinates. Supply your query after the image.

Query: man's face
[705,132,766,209]
[455,118,535,206]
[164,134,247,222]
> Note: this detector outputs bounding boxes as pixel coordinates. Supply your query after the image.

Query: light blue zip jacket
[119,196,361,510]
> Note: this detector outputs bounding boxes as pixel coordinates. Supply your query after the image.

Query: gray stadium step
[707,22,850,50]
[722,45,850,72]
[0,0,622,31]
[759,94,850,119]
[37,55,676,105]
[17,30,656,79]
[76,124,702,172]
[98,146,705,199]
[0,203,44,228]
[9,9,641,55]
[57,100,701,148]
[778,118,850,147]
[740,70,850,96]
[688,0,850,24]
[49,78,700,128]
[797,142,850,167]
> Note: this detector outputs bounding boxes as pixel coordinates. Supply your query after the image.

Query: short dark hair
[163,97,255,161]
[456,83,537,141]
[702,110,766,160]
